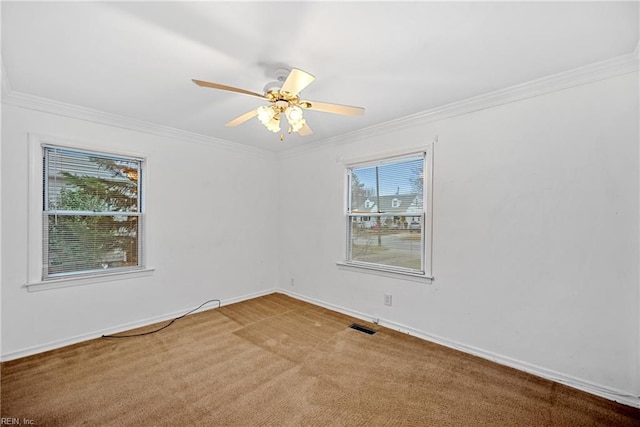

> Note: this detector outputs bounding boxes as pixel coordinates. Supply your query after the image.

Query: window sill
[336,262,433,284]
[24,268,155,292]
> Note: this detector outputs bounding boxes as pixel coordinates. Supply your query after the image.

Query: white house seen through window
[43,146,144,279]
[346,153,426,274]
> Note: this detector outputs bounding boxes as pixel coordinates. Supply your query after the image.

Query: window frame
[338,144,434,282]
[26,133,153,292]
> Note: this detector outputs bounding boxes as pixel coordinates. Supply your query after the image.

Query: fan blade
[225,109,258,127]
[298,123,313,136]
[192,79,267,100]
[303,100,365,116]
[280,69,315,97]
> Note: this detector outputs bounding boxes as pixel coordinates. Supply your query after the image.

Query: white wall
[277,72,639,399]
[1,104,278,358]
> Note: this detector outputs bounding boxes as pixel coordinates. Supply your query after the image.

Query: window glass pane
[47,214,139,276]
[348,216,422,271]
[46,148,139,213]
[350,157,423,212]
[347,155,425,272]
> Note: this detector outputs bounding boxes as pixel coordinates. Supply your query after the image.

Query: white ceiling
[2,1,638,152]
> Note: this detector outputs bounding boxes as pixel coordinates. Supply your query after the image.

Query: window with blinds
[346,153,426,274]
[43,146,143,279]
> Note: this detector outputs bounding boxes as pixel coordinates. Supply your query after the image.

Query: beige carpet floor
[2,293,639,426]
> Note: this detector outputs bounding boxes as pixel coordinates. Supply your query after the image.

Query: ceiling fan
[192,66,365,140]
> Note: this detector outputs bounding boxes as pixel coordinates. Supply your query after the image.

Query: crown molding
[279,45,640,160]
[400,46,638,128]
[3,45,637,161]
[1,87,275,158]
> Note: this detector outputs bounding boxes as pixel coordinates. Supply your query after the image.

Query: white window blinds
[43,146,143,279]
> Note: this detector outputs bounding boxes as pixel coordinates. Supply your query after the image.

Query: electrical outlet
[290,278,295,287]
[384,293,392,306]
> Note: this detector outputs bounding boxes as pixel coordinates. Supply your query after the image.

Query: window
[344,150,432,278]
[42,145,144,280]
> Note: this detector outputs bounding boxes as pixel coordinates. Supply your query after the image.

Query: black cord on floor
[101,299,221,339]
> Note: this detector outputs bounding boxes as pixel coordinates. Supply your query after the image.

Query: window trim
[338,144,434,282]
[26,133,152,291]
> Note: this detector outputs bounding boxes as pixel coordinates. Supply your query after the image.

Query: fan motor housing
[263,81,282,94]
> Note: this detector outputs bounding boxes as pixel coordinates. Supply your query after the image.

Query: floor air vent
[349,323,377,335]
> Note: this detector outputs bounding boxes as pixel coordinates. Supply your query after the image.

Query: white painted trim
[336,262,433,284]
[279,289,640,409]
[279,45,640,160]
[339,146,429,169]
[27,133,152,289]
[339,143,435,280]
[426,137,436,279]
[2,90,274,159]
[0,288,276,362]
[25,268,155,292]
[27,134,45,285]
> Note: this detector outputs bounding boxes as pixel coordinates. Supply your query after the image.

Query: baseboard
[5,287,638,408]
[279,289,640,409]
[0,288,276,362]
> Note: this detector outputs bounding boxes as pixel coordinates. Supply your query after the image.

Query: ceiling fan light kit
[192,66,364,141]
